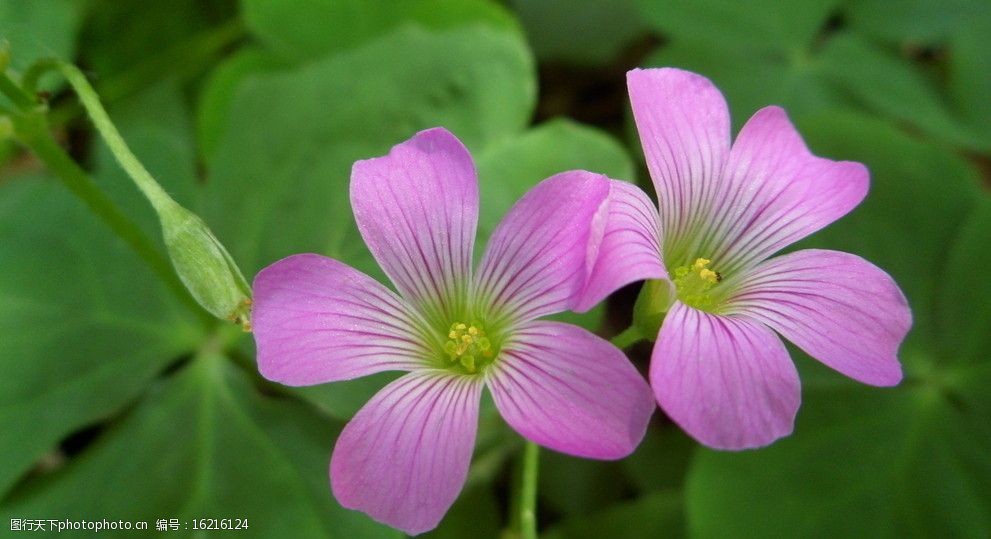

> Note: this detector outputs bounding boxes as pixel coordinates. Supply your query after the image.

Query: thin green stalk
[518,441,539,539]
[10,112,209,324]
[15,60,251,326]
[610,325,643,350]
[0,69,34,109]
[27,60,175,212]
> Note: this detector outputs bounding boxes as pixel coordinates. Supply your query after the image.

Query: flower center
[443,322,495,374]
[672,257,722,310]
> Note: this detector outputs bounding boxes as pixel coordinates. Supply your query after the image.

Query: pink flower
[586,68,912,450]
[251,128,654,534]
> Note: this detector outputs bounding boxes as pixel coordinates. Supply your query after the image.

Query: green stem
[610,325,643,350]
[27,60,176,213]
[518,441,539,539]
[14,60,253,326]
[0,72,210,325]
[0,69,35,109]
[14,115,209,324]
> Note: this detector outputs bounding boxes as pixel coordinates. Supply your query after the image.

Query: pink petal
[351,127,478,321]
[651,302,800,450]
[573,180,668,312]
[487,321,654,459]
[726,249,910,386]
[474,170,611,324]
[331,371,482,535]
[709,107,869,274]
[627,68,731,251]
[252,254,431,385]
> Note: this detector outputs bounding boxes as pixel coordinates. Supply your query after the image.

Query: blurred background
[1,0,989,537]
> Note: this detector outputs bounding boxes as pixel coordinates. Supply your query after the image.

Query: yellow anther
[444,322,497,374]
[673,257,723,310]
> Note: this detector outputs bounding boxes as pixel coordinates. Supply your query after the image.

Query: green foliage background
[1,0,989,537]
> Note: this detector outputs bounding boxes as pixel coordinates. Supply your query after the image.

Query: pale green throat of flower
[673,257,723,310]
[443,322,495,374]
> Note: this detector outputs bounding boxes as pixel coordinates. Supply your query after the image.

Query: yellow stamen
[673,257,724,310]
[444,322,495,373]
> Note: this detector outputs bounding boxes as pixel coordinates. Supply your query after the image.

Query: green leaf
[935,196,991,364]
[543,490,685,539]
[0,177,200,496]
[641,2,991,151]
[948,12,991,135]
[243,0,518,62]
[684,112,991,538]
[509,0,646,65]
[200,2,519,163]
[844,0,985,45]
[195,48,287,160]
[636,0,839,52]
[78,0,233,78]
[816,33,990,151]
[1,355,400,539]
[0,0,81,72]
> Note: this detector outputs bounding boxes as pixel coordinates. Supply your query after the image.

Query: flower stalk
[17,59,252,328]
[0,102,205,324]
[609,325,643,349]
[518,441,539,539]
[0,75,209,324]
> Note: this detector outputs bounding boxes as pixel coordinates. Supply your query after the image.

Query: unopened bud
[632,278,675,340]
[159,201,252,329]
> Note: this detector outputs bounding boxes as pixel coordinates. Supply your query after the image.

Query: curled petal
[726,249,910,386]
[252,254,430,385]
[331,371,483,535]
[487,321,654,459]
[651,302,800,450]
[709,107,869,273]
[351,127,477,320]
[573,180,667,312]
[475,171,611,324]
[627,68,731,250]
